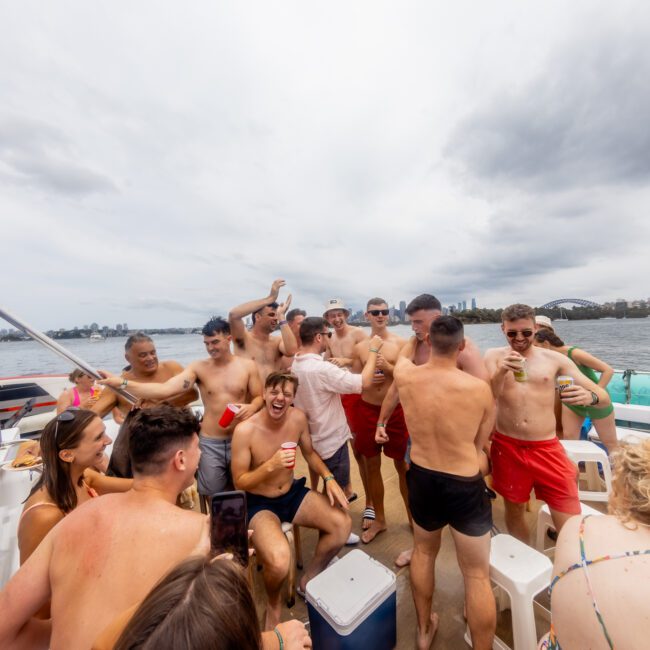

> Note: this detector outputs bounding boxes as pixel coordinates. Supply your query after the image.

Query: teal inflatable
[608,370,650,407]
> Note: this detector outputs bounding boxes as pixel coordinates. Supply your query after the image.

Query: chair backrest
[614,403,650,426]
[0,504,22,589]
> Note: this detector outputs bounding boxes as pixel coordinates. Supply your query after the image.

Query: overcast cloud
[1,1,648,330]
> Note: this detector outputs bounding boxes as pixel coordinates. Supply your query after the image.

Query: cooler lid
[305,549,396,630]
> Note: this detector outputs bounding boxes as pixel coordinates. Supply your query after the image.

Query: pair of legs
[504,499,575,544]
[562,407,618,454]
[250,491,351,630]
[411,523,495,650]
[362,453,411,543]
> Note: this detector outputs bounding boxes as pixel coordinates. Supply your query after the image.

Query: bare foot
[263,602,282,631]
[394,547,413,567]
[361,520,387,544]
[416,613,439,650]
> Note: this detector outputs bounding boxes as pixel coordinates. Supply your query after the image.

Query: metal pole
[0,307,138,405]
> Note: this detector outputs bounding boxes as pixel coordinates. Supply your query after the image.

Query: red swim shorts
[353,399,409,460]
[491,432,580,515]
[341,394,361,433]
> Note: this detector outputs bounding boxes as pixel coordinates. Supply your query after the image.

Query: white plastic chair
[465,534,552,650]
[535,502,603,554]
[560,440,612,502]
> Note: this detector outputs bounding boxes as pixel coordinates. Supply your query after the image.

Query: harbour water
[1,318,649,377]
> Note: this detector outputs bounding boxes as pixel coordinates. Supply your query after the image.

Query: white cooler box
[306,549,396,650]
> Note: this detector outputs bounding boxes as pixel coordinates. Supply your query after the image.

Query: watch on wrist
[590,391,599,406]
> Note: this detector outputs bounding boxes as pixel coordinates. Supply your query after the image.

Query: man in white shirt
[291,317,383,543]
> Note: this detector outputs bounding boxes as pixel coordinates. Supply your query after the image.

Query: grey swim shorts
[197,436,232,496]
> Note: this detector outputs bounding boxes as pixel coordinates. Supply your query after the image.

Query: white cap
[535,315,554,330]
[323,298,350,317]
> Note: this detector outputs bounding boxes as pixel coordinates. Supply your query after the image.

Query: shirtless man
[280,308,307,371]
[229,279,298,383]
[100,317,262,497]
[232,371,351,630]
[92,333,198,419]
[378,294,490,566]
[92,333,198,476]
[484,303,611,543]
[0,405,308,650]
[351,298,408,544]
[323,298,371,514]
[394,317,496,650]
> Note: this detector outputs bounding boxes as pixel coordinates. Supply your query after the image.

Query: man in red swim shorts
[352,298,409,543]
[484,304,611,543]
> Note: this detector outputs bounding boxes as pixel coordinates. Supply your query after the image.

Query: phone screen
[210,490,248,566]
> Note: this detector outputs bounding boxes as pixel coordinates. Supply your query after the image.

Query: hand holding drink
[218,404,241,428]
[280,442,297,468]
[504,352,527,382]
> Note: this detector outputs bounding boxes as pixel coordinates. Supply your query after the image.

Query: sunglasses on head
[506,330,534,339]
[54,407,80,442]
[368,309,389,316]
[319,331,332,338]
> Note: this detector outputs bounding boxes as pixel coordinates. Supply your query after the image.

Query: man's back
[47,492,208,649]
[395,361,493,476]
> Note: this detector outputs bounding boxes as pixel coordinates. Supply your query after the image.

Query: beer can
[557,375,574,392]
[513,358,528,383]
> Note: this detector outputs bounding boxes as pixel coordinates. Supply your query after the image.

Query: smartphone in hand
[210,490,249,567]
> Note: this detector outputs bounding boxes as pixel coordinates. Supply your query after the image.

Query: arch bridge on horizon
[539,298,602,309]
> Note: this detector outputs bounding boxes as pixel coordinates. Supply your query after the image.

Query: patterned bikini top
[543,515,650,649]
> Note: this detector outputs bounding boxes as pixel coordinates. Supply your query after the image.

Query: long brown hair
[30,408,99,513]
[114,556,262,650]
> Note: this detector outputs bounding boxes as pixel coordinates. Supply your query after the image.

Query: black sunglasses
[54,407,80,441]
[506,330,534,339]
[368,309,389,316]
[319,331,333,338]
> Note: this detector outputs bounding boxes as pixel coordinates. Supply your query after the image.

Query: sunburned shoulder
[484,346,510,359]
[352,327,368,342]
[159,359,184,373]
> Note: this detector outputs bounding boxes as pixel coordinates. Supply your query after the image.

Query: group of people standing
[1,279,648,650]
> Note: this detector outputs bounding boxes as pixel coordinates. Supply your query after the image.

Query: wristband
[377,423,386,428]
[120,378,128,388]
[273,627,284,650]
[323,474,335,483]
[279,320,288,326]
[369,347,380,353]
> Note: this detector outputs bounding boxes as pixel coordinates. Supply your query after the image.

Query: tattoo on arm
[182,380,191,390]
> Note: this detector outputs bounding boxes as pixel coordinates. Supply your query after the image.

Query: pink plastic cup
[218,404,240,428]
[281,442,298,468]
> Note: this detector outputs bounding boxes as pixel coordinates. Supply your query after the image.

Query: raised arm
[228,279,286,347]
[360,335,383,389]
[84,468,133,495]
[56,389,73,414]
[231,423,292,492]
[276,294,298,357]
[98,366,198,402]
[91,385,120,418]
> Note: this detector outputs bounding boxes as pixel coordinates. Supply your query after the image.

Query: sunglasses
[319,331,333,338]
[506,330,534,339]
[54,407,80,442]
[368,309,389,316]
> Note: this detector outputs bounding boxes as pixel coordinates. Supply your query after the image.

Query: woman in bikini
[534,329,617,454]
[540,439,650,649]
[18,408,132,564]
[56,369,101,413]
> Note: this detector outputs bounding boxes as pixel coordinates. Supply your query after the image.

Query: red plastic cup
[218,404,240,428]
[281,442,298,468]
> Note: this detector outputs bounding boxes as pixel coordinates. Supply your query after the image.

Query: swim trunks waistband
[409,461,482,483]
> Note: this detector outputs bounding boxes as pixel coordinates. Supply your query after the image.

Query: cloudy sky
[2,1,649,330]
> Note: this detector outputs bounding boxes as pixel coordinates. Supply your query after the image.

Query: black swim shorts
[407,462,493,536]
[246,477,310,524]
